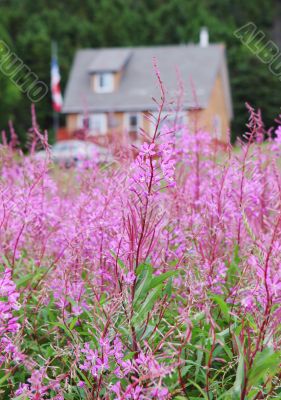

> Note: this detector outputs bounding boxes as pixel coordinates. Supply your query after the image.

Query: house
[62,41,233,144]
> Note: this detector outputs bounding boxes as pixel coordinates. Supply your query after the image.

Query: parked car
[36,140,112,166]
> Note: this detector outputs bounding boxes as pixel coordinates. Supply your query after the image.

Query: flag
[51,45,63,113]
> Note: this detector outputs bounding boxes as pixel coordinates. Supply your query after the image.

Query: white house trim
[125,112,143,133]
[94,73,114,93]
[78,113,107,135]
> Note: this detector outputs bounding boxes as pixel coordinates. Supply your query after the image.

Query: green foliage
[248,347,281,388]
[1,253,281,398]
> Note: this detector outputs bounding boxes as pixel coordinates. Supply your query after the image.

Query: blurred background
[0,0,279,146]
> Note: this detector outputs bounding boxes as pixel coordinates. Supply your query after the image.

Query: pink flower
[123,271,136,284]
[275,126,281,143]
[151,387,169,399]
[241,295,255,310]
[140,142,156,157]
[111,381,122,398]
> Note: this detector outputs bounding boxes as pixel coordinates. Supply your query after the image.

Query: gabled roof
[63,44,233,118]
[88,48,132,73]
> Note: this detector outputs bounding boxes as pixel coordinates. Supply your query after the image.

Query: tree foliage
[0,0,278,144]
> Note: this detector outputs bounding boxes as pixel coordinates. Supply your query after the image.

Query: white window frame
[149,111,188,137]
[213,114,222,139]
[78,113,107,135]
[94,73,114,93]
[125,113,142,133]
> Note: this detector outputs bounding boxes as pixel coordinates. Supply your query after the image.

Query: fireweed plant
[0,71,281,399]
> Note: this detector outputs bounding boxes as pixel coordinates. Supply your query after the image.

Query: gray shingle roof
[63,44,232,116]
[88,48,132,73]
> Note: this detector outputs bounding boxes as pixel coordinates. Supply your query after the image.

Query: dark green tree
[0,0,278,145]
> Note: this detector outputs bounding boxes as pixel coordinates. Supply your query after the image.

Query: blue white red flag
[51,55,63,112]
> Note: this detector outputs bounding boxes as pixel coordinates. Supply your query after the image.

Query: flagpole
[51,41,60,136]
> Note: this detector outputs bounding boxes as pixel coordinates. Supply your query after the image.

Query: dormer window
[89,49,132,93]
[94,73,114,93]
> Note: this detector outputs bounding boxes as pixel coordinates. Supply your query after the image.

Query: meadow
[1,96,281,399]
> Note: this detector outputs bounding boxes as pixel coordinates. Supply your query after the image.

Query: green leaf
[69,316,79,330]
[148,270,178,290]
[227,244,241,287]
[187,379,209,399]
[16,273,34,288]
[164,276,173,298]
[110,251,128,273]
[133,264,152,305]
[132,285,162,324]
[123,351,135,360]
[1,254,11,268]
[136,262,150,276]
[137,323,154,340]
[0,371,11,386]
[100,293,107,305]
[211,295,230,322]
[195,350,204,379]
[227,336,245,398]
[51,321,74,340]
[248,347,281,387]
[218,338,234,360]
[191,311,205,323]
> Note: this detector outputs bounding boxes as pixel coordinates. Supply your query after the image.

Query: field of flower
[1,98,281,399]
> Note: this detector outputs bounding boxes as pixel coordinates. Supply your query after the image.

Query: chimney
[199,27,209,47]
